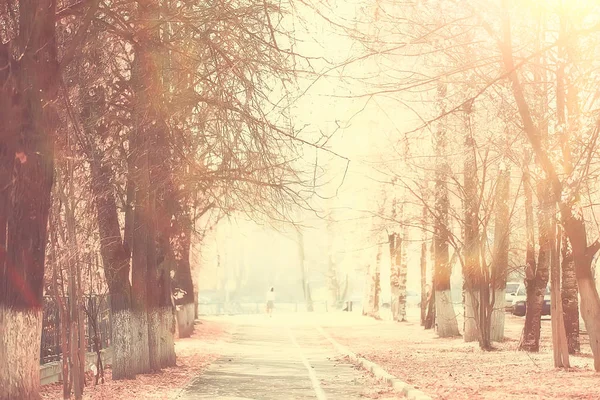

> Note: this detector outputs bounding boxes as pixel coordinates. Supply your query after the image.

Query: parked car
[504,282,521,312]
[512,283,551,317]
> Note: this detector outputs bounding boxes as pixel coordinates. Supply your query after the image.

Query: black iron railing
[40,295,111,365]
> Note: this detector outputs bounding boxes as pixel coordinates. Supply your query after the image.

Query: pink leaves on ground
[40,319,228,400]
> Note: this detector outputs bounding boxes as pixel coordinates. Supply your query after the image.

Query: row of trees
[0,1,327,399]
[341,0,600,367]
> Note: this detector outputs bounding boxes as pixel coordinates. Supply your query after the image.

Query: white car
[504,282,521,311]
[511,283,551,317]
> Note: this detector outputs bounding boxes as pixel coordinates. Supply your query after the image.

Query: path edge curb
[316,326,432,400]
[175,320,240,399]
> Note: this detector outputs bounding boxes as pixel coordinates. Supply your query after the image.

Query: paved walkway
[177,315,396,400]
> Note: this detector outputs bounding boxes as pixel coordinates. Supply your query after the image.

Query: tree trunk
[130,0,168,373]
[433,83,459,337]
[424,277,436,330]
[369,244,382,319]
[420,201,428,326]
[172,213,195,338]
[90,160,135,380]
[155,194,176,367]
[520,179,551,352]
[551,226,570,367]
[398,225,408,321]
[491,162,510,342]
[0,2,59,398]
[389,232,402,321]
[420,242,427,326]
[50,234,70,400]
[556,14,580,355]
[463,107,481,342]
[561,239,580,354]
[68,270,83,399]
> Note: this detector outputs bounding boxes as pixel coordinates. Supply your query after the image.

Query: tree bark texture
[172,212,195,337]
[0,2,60,398]
[491,163,510,342]
[561,238,580,354]
[520,178,551,352]
[434,82,459,337]
[463,109,481,343]
[389,232,402,321]
[551,227,570,367]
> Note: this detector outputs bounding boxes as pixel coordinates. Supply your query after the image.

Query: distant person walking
[266,287,275,317]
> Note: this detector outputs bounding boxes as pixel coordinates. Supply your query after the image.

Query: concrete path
[177,315,396,400]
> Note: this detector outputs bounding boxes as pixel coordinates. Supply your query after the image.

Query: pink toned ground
[322,310,599,400]
[40,319,229,400]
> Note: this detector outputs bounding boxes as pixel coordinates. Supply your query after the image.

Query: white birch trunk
[176,302,195,338]
[490,289,506,342]
[464,291,479,342]
[398,225,409,321]
[435,290,460,337]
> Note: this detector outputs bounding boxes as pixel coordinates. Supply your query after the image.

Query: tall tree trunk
[68,265,83,399]
[389,232,402,321]
[60,162,86,397]
[130,0,167,372]
[90,161,135,380]
[424,275,436,330]
[562,239,580,353]
[463,107,481,343]
[520,178,551,352]
[50,228,71,400]
[420,242,427,326]
[172,212,195,338]
[373,244,382,318]
[551,226,570,367]
[155,175,176,367]
[0,2,59,398]
[420,199,428,326]
[398,224,408,322]
[434,82,459,337]
[557,14,580,355]
[491,162,510,342]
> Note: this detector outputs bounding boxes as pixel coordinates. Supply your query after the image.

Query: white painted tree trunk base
[111,309,135,380]
[435,290,460,337]
[491,289,506,342]
[159,307,176,367]
[577,277,600,371]
[131,310,151,374]
[148,309,161,371]
[464,291,479,342]
[390,294,399,321]
[0,307,42,400]
[176,303,195,338]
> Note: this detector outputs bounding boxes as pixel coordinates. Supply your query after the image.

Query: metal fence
[40,295,111,365]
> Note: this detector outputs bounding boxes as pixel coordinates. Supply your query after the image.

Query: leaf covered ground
[41,319,229,400]
[322,309,600,400]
